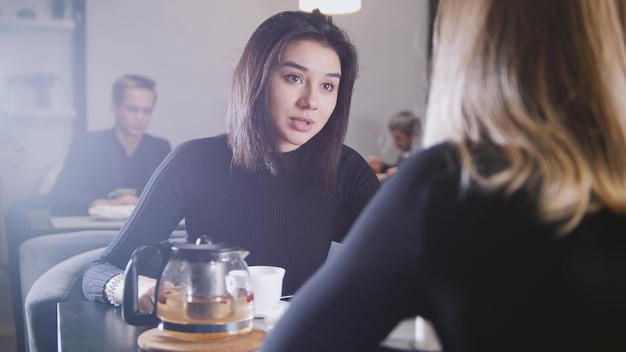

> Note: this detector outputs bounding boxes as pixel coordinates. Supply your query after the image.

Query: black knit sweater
[82,134,380,301]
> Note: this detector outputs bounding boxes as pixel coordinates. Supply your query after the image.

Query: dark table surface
[57,301,152,352]
[57,301,422,352]
[57,301,276,352]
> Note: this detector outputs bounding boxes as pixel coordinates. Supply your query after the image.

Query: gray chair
[25,247,107,352]
[20,230,119,307]
[20,229,186,352]
[20,230,118,352]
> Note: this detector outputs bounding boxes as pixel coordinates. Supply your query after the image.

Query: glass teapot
[122,236,254,340]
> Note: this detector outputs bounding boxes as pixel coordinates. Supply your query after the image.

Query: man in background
[48,74,171,215]
[3,74,170,351]
[368,110,421,177]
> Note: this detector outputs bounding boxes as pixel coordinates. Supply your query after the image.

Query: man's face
[391,130,415,151]
[111,87,155,138]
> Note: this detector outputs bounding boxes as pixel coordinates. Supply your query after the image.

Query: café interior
[4,0,626,351]
[0,0,434,351]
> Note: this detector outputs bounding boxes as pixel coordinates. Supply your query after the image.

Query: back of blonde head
[424,0,626,233]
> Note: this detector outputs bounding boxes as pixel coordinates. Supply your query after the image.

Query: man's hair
[112,74,156,106]
[388,110,421,137]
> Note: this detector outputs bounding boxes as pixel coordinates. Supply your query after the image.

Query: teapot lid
[169,235,246,253]
[171,241,244,252]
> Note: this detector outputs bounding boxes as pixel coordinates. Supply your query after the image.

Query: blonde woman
[262,0,626,351]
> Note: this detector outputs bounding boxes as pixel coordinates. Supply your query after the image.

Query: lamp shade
[299,0,362,15]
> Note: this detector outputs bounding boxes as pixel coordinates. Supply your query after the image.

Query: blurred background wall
[0,0,431,263]
[85,0,430,158]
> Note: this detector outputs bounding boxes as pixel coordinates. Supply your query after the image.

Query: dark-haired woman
[82,10,380,308]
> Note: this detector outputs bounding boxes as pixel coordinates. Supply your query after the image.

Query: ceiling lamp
[299,0,362,15]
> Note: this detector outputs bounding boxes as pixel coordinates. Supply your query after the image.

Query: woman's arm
[81,145,189,302]
[261,147,451,351]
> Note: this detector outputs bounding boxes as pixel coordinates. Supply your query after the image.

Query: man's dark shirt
[48,128,171,215]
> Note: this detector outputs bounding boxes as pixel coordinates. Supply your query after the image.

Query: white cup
[414,316,442,351]
[248,266,285,318]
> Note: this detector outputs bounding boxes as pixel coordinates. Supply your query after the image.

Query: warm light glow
[299,0,362,15]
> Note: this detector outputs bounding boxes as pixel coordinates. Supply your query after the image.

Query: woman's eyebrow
[280,61,341,79]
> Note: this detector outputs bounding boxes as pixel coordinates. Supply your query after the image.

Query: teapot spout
[238,250,250,260]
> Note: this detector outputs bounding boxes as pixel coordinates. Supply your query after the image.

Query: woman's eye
[285,74,302,84]
[322,83,335,92]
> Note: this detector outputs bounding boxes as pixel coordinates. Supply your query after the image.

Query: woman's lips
[289,117,314,132]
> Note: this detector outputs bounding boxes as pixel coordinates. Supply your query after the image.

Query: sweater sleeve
[81,142,190,302]
[260,144,454,352]
[82,261,125,302]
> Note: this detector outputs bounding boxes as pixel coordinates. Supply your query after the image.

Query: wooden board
[137,328,266,352]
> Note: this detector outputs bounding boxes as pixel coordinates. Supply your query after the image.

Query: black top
[261,142,626,352]
[82,134,381,299]
[48,129,171,215]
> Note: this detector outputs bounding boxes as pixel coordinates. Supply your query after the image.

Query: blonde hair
[423,0,626,234]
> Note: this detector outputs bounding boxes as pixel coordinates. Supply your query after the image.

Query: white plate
[88,204,136,220]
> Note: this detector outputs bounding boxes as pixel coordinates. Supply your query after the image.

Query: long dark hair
[227,9,358,192]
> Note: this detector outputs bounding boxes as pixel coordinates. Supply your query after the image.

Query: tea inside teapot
[123,238,255,341]
[157,287,254,340]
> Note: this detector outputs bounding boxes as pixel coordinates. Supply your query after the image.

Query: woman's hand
[137,275,157,312]
[137,276,175,312]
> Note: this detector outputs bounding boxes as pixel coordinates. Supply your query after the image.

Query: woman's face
[268,39,341,152]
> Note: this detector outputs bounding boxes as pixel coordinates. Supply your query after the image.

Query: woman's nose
[298,85,319,110]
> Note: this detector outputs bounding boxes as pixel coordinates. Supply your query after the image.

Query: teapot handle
[122,243,169,326]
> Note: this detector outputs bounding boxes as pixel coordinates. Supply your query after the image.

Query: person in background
[261,0,626,351]
[48,74,171,215]
[82,10,380,310]
[368,110,421,177]
[3,75,171,347]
